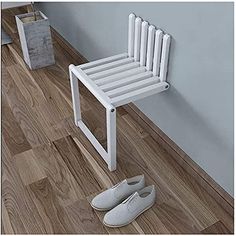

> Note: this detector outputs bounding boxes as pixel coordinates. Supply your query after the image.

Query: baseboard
[51,27,234,216]
[123,103,234,215]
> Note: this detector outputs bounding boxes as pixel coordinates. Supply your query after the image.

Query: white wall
[37,2,234,195]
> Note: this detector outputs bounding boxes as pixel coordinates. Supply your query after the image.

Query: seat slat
[128,13,136,57]
[89,62,140,80]
[69,65,113,109]
[78,53,128,70]
[95,67,146,86]
[160,34,171,82]
[146,25,155,71]
[134,17,142,62]
[100,71,153,92]
[153,30,163,76]
[140,21,148,66]
[106,76,160,98]
[84,57,134,75]
[110,82,168,107]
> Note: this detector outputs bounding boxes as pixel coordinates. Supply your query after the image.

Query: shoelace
[122,192,138,205]
[112,180,126,189]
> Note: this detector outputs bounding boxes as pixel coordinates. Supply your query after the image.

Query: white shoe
[103,185,156,227]
[91,175,145,211]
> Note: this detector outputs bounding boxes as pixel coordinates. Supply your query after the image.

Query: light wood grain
[2,94,31,156]
[53,136,103,197]
[27,178,74,234]
[153,197,200,233]
[2,139,47,234]
[1,200,14,234]
[7,64,47,107]
[32,143,84,206]
[65,199,107,234]
[1,45,17,66]
[201,221,232,234]
[14,149,47,186]
[2,64,50,147]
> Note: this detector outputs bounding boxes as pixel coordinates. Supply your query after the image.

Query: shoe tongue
[122,192,138,204]
[112,179,127,189]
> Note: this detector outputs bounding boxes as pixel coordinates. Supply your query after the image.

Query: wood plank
[31,99,70,142]
[43,63,91,115]
[65,199,108,234]
[176,165,234,233]
[14,149,47,186]
[121,112,149,138]
[6,64,47,107]
[7,43,73,118]
[2,138,47,234]
[134,207,170,234]
[1,45,17,66]
[43,64,73,107]
[2,94,31,156]
[6,65,70,142]
[1,9,18,34]
[2,65,50,147]
[201,221,232,234]
[1,200,14,234]
[27,178,75,234]
[31,68,73,119]
[32,143,84,206]
[153,197,200,233]
[53,136,103,197]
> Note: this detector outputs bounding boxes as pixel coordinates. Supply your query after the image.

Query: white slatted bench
[69,13,171,171]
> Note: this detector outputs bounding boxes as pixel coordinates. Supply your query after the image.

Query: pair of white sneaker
[91,175,156,227]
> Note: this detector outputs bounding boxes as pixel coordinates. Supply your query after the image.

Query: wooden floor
[1,6,234,234]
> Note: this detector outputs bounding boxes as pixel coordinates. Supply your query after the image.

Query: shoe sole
[102,202,155,228]
[90,203,113,212]
[90,195,133,212]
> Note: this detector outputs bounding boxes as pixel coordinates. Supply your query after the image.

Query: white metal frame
[69,13,171,171]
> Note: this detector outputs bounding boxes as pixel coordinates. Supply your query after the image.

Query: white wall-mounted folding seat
[69,13,171,171]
